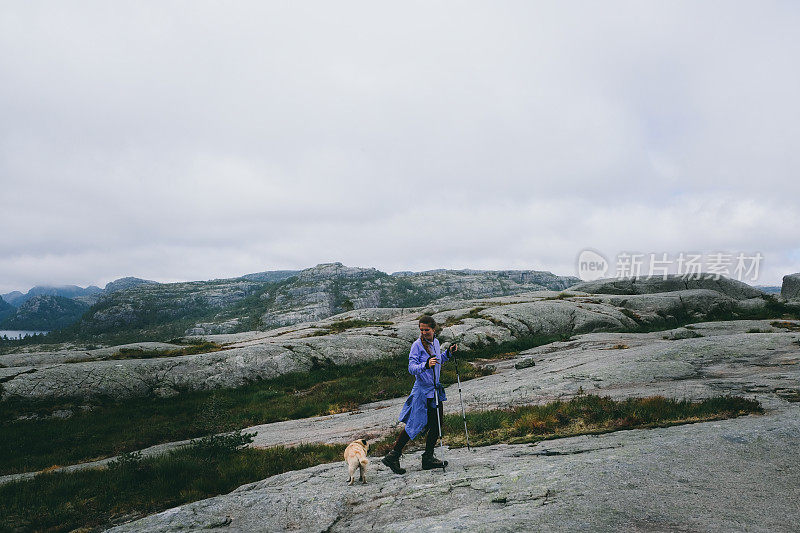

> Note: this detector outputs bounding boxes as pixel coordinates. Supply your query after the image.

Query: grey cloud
[1,1,798,292]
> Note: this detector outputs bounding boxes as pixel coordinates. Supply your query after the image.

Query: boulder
[568,274,765,300]
[781,272,800,300]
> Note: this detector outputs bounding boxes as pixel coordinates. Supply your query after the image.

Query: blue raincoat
[397,337,450,440]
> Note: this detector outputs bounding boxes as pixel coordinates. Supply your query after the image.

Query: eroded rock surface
[0,282,780,402]
[104,317,800,532]
[107,410,800,533]
[5,316,800,533]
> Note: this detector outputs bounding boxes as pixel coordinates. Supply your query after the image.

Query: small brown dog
[343,439,369,485]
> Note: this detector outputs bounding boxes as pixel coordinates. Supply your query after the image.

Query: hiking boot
[381,450,406,475]
[421,452,448,470]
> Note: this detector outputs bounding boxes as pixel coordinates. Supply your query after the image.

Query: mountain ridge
[1,264,580,343]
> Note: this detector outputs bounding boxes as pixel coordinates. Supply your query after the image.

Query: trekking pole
[451,348,472,451]
[433,357,446,473]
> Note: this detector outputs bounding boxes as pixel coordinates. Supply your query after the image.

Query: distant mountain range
[0,295,90,331]
[0,277,158,332]
[3,284,102,307]
[2,277,158,307]
[0,264,579,342]
[3,268,787,341]
[753,285,781,295]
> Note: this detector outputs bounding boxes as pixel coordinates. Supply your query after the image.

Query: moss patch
[110,341,226,359]
[307,319,393,336]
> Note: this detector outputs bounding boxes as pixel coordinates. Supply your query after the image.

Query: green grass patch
[543,292,580,300]
[441,393,763,447]
[373,393,763,455]
[771,320,800,332]
[0,430,345,533]
[463,333,572,359]
[441,306,502,328]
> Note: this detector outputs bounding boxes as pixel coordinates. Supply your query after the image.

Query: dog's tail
[360,457,369,467]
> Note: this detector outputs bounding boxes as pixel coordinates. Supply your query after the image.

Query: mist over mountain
[1,291,24,307]
[0,295,90,331]
[1,285,102,308]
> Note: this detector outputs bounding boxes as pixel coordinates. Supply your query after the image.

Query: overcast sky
[1,1,798,293]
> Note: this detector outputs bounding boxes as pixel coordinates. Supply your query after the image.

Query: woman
[382,315,457,473]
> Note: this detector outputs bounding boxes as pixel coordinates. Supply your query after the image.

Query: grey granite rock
[104,277,159,294]
[782,272,800,300]
[663,327,703,339]
[87,278,267,334]
[106,409,800,533]
[0,334,409,401]
[196,318,800,451]
[102,316,800,532]
[568,273,765,300]
[0,286,777,402]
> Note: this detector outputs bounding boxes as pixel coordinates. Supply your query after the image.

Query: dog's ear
[361,439,367,446]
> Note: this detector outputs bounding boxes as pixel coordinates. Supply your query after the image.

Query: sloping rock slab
[0,290,773,402]
[0,342,180,368]
[0,335,408,401]
[106,406,800,532]
[4,320,797,491]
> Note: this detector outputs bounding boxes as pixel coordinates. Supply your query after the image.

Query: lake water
[0,330,49,339]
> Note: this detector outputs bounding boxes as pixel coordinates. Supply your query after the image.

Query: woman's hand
[427,357,438,368]
[450,343,458,353]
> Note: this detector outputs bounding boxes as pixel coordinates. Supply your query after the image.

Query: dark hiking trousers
[391,399,444,455]
[424,400,444,454]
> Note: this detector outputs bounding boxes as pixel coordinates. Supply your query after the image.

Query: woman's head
[418,315,436,342]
